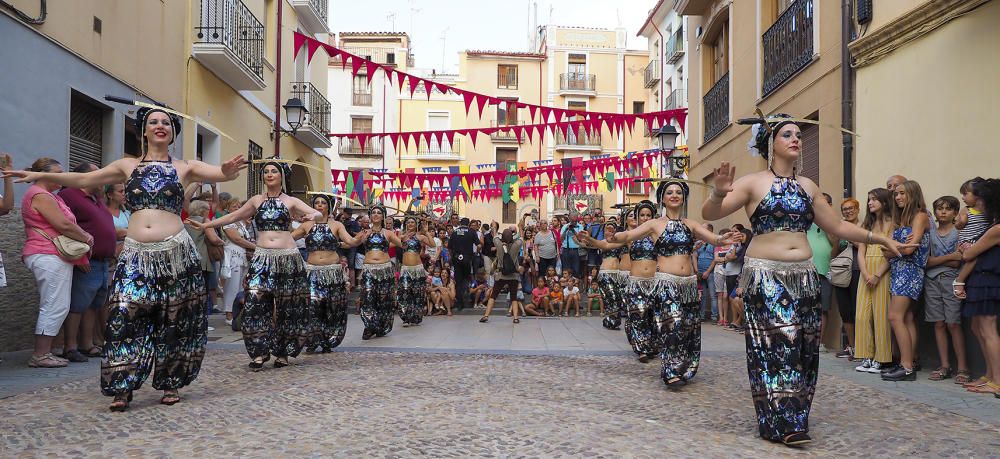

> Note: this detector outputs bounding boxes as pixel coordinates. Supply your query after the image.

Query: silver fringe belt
[120,230,199,278]
[362,261,395,281]
[739,257,820,299]
[400,264,427,280]
[305,262,345,284]
[628,273,698,301]
[600,269,630,284]
[251,247,304,274]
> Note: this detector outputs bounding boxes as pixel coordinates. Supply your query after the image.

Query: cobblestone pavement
[3,343,999,457]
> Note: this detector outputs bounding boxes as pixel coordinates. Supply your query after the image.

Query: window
[386,52,396,65]
[498,64,518,89]
[497,98,518,125]
[353,73,372,106]
[711,22,729,83]
[69,92,105,169]
[123,115,139,157]
[247,140,263,198]
[800,115,819,184]
[351,117,373,153]
[426,112,451,152]
[568,53,587,73]
[496,148,518,224]
[633,101,644,114]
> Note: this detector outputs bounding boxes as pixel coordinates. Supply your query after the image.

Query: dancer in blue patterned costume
[292,194,368,353]
[359,204,403,340]
[582,182,734,387]
[702,114,907,446]
[193,159,321,371]
[593,222,628,330]
[882,180,931,381]
[398,215,434,326]
[8,107,247,410]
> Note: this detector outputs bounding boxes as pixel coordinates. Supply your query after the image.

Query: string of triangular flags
[332,149,678,204]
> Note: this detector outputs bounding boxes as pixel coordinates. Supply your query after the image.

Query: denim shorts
[70,260,109,313]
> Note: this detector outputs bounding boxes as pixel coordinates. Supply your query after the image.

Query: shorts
[818,276,832,312]
[713,272,725,294]
[70,260,110,313]
[491,279,520,300]
[924,272,962,324]
[725,274,738,294]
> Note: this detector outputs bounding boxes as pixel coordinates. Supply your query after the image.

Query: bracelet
[951,281,966,286]
[866,230,873,245]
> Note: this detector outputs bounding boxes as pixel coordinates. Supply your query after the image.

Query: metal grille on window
[247,140,263,199]
[800,119,819,183]
[69,93,104,169]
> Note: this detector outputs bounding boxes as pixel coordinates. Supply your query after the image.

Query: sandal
[274,358,289,368]
[27,353,67,368]
[249,357,265,371]
[967,381,1000,394]
[953,370,972,384]
[160,390,180,406]
[513,318,520,324]
[479,316,489,323]
[84,346,103,358]
[109,392,132,412]
[928,367,952,381]
[962,376,989,388]
[781,432,812,447]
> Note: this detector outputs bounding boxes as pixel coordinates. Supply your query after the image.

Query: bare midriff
[744,231,813,262]
[364,250,390,264]
[307,250,340,266]
[401,252,422,266]
[629,259,657,278]
[657,254,695,276]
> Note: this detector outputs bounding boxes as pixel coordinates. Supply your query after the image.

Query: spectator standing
[449,218,479,311]
[833,197,862,360]
[806,193,838,348]
[693,223,717,321]
[184,200,225,330]
[220,198,254,326]
[480,227,523,323]
[20,158,93,368]
[924,196,969,383]
[561,216,585,279]
[59,162,117,362]
[0,152,14,289]
[104,183,130,256]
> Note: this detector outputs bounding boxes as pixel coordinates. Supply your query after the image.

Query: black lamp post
[271,97,309,140]
[657,125,687,177]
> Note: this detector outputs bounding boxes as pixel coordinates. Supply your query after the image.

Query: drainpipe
[841,0,855,197]
[382,75,387,169]
[649,21,665,109]
[274,1,283,158]
[538,58,542,161]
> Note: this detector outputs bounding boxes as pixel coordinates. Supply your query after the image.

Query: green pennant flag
[604,171,615,192]
[345,172,356,199]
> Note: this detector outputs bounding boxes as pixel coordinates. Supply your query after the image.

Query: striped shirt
[959,208,990,243]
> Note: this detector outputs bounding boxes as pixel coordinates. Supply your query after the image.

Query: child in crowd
[469,270,490,308]
[714,230,732,326]
[525,277,550,316]
[561,271,581,317]
[586,267,603,317]
[548,277,564,316]
[924,196,970,383]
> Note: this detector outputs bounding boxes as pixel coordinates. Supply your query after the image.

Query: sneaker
[225,319,233,326]
[835,347,853,359]
[881,363,901,374]
[855,359,872,372]
[881,366,916,381]
[207,326,215,332]
[61,349,89,363]
[865,361,884,374]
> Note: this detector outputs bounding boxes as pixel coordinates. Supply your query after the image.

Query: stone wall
[0,208,39,351]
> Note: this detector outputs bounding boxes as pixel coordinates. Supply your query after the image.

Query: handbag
[31,227,90,261]
[829,245,854,288]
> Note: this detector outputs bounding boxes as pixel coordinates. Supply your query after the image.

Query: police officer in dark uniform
[449,217,479,310]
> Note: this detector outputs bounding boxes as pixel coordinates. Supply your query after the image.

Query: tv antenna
[386,13,396,31]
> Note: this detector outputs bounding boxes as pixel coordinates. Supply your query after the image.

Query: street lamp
[657,125,688,177]
[657,124,679,151]
[271,97,309,139]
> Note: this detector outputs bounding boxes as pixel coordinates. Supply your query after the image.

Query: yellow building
[677,0,847,226]
[849,0,998,203]
[391,25,649,225]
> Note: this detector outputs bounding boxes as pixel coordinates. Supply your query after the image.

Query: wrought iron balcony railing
[559,73,596,92]
[352,92,372,106]
[555,129,602,148]
[339,139,383,157]
[644,60,660,88]
[703,73,729,143]
[290,82,330,135]
[331,46,401,66]
[666,88,686,111]
[762,0,814,96]
[666,28,685,64]
[490,120,524,143]
[194,0,265,81]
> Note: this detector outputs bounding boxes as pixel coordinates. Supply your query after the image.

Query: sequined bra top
[749,171,815,235]
[655,219,694,257]
[602,245,626,259]
[305,223,339,252]
[253,197,291,232]
[629,236,656,261]
[125,159,184,215]
[365,230,389,253]
[403,235,423,253]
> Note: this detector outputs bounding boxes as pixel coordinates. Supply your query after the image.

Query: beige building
[677,0,847,225]
[0,0,331,351]
[386,25,649,225]
[849,0,999,202]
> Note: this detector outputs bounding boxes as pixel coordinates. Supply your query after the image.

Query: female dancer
[583,181,736,387]
[191,160,320,370]
[398,214,434,326]
[292,194,367,353]
[703,115,907,446]
[359,204,403,339]
[592,221,627,330]
[882,181,930,381]
[7,108,245,410]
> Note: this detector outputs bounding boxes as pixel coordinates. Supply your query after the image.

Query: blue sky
[329,0,653,73]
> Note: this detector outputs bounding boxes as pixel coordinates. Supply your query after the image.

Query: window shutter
[69,93,104,169]
[800,120,819,184]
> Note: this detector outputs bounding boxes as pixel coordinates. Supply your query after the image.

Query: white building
[637,1,689,149]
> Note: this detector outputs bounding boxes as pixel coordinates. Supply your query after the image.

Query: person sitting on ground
[561,270,581,317]
[524,277,551,316]
[586,266,603,317]
[469,269,490,308]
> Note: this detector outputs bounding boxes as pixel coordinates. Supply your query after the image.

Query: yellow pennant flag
[510,181,520,203]
[649,164,660,179]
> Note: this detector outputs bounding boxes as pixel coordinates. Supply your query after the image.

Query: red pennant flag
[443,130,456,147]
[467,129,479,149]
[676,111,687,134]
[293,32,306,59]
[528,105,537,121]
[350,56,364,78]
[306,38,323,64]
[420,132,431,149]
[357,134,368,152]
[408,76,421,98]
[474,94,489,118]
[625,115,636,135]
[435,83,450,95]
[395,70,407,90]
[365,61,380,84]
[423,80,434,100]
[388,133,400,149]
[513,126,523,143]
[461,91,475,114]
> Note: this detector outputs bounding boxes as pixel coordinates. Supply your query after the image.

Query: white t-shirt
[426,237,442,260]
[563,286,580,296]
[291,221,306,249]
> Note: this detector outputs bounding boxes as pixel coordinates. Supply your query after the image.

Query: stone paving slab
[2,350,998,458]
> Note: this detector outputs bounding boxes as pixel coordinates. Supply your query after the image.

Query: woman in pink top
[20,158,94,368]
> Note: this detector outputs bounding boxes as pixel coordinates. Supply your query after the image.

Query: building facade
[0,0,332,351]
[638,0,690,151]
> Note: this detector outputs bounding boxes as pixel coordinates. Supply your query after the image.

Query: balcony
[555,129,602,151]
[193,0,266,90]
[331,46,401,67]
[339,138,383,158]
[405,138,464,161]
[352,91,372,106]
[703,73,729,144]
[558,73,596,96]
[644,60,660,88]
[489,120,524,143]
[290,82,332,148]
[762,0,814,97]
[666,88,686,111]
[666,28,685,64]
[290,0,329,34]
